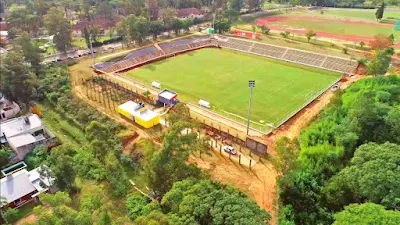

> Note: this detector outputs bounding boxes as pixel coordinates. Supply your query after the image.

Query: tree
[214,18,231,33]
[44,7,73,52]
[17,32,42,71]
[329,143,400,210]
[161,8,176,27]
[2,207,20,224]
[229,0,244,12]
[305,30,316,43]
[259,25,270,35]
[272,137,300,175]
[25,145,48,170]
[333,203,400,225]
[149,20,164,40]
[96,2,114,22]
[375,1,385,22]
[369,34,393,50]
[126,194,150,220]
[182,19,193,33]
[367,47,394,75]
[6,7,40,37]
[0,148,10,168]
[104,152,129,197]
[134,210,168,225]
[359,41,366,49]
[167,102,191,124]
[223,8,240,23]
[147,0,160,21]
[48,145,77,192]
[280,31,291,39]
[144,122,204,199]
[171,19,183,35]
[0,49,37,105]
[161,179,271,224]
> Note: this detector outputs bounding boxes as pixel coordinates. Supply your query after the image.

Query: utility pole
[246,80,255,136]
[212,0,216,31]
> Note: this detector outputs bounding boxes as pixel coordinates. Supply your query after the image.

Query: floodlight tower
[246,80,255,136]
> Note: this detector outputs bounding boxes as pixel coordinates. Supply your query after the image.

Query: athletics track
[257,16,400,47]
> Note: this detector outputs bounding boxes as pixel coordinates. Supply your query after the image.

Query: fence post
[249,159,252,169]
[219,145,222,154]
[239,155,241,165]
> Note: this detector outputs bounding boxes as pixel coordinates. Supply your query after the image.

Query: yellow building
[117,101,160,128]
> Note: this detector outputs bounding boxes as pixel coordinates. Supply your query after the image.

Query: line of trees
[275,75,400,224]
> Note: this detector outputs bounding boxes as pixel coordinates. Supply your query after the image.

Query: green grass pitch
[124,48,341,128]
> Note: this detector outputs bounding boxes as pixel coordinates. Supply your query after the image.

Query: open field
[321,8,400,21]
[266,16,397,38]
[124,48,341,127]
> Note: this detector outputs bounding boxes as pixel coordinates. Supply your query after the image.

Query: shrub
[3,208,20,224]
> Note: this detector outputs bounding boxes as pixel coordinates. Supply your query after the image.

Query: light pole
[247,80,255,136]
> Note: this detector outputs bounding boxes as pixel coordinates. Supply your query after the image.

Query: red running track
[257,16,400,47]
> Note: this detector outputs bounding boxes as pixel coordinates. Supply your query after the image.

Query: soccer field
[124,48,341,128]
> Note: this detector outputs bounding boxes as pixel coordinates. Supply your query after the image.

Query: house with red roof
[176,8,205,20]
[72,15,119,37]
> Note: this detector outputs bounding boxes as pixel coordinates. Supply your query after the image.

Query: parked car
[223,145,237,155]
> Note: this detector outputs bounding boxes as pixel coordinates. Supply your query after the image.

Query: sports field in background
[266,16,397,39]
[322,9,400,22]
[124,48,341,128]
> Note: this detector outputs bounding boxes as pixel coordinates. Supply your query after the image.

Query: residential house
[0,114,56,161]
[176,8,205,20]
[0,96,20,121]
[72,15,119,37]
[0,163,56,208]
[158,8,205,21]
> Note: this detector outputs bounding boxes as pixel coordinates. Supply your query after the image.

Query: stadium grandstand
[95,36,358,75]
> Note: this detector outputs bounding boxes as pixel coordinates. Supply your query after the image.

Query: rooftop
[118,101,159,121]
[0,165,54,206]
[176,8,205,18]
[159,89,178,100]
[0,169,37,204]
[0,114,43,138]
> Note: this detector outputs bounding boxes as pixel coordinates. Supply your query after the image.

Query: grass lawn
[325,9,400,21]
[124,48,340,127]
[267,16,399,40]
[37,102,88,146]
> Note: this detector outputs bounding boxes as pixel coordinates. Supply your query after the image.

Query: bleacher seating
[282,49,325,67]
[323,57,358,74]
[218,37,357,74]
[97,36,358,75]
[99,38,216,73]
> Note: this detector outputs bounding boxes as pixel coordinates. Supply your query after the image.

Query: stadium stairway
[154,43,165,54]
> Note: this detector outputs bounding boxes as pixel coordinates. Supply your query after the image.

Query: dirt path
[15,214,37,225]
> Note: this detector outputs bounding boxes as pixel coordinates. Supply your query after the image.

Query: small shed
[117,101,160,128]
[158,89,178,107]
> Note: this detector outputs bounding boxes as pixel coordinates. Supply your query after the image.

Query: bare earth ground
[15,214,37,225]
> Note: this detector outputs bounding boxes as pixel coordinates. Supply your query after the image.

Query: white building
[0,163,56,208]
[0,114,56,161]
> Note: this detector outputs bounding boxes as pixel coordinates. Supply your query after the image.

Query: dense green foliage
[126,179,271,224]
[333,203,400,225]
[278,75,400,224]
[34,191,114,225]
